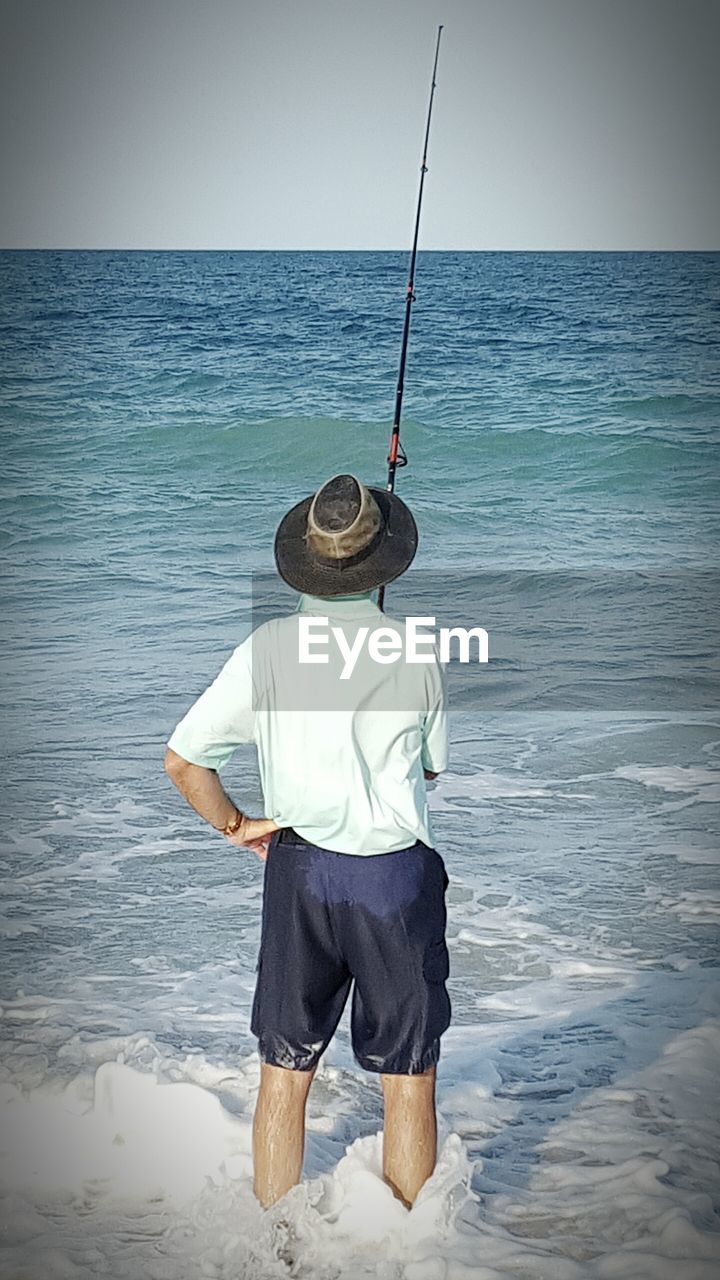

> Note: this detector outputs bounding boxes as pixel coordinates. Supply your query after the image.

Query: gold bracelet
[221,808,244,837]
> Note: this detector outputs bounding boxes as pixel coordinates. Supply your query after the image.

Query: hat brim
[274,487,418,596]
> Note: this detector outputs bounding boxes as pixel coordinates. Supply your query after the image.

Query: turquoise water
[1,251,719,1277]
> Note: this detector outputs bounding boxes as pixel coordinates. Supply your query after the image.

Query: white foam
[6,995,718,1276]
[490,1020,720,1278]
[0,1051,477,1279]
[614,765,720,801]
[658,891,720,925]
[431,771,551,805]
[2,736,719,1275]
[666,845,720,866]
[0,1059,253,1203]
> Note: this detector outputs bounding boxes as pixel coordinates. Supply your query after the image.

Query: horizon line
[2,246,719,254]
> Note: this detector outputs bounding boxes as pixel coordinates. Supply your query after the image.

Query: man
[164,473,450,1210]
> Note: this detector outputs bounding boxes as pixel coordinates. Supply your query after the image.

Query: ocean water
[1,249,719,1278]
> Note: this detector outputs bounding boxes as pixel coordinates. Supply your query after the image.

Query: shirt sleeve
[166,635,255,771]
[421,656,449,773]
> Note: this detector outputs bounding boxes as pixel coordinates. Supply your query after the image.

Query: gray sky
[1,0,718,249]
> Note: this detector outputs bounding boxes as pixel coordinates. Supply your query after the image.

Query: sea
[1,249,719,1279]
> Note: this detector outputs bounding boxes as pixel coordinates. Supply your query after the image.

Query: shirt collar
[296,591,382,620]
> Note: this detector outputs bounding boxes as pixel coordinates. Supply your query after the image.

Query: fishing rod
[378,23,443,613]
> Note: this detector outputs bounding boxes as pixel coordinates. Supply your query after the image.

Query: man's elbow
[164,748,216,782]
[164,747,190,780]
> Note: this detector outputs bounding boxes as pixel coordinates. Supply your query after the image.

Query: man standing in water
[164,474,450,1209]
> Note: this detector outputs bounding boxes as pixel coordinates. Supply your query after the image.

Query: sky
[1,0,719,250]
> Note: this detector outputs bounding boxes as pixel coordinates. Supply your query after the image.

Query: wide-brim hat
[274,473,418,596]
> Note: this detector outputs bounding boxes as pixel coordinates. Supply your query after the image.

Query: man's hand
[164,749,279,859]
[225,816,280,860]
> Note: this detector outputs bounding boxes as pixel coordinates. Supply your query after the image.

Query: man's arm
[164,748,279,858]
[165,638,279,858]
[421,656,449,778]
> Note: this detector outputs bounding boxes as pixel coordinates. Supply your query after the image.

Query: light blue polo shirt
[167,592,449,855]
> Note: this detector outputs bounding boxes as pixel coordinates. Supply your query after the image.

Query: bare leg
[381,1066,437,1207]
[253,1061,316,1208]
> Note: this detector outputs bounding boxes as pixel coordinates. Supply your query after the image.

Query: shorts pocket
[423,939,450,983]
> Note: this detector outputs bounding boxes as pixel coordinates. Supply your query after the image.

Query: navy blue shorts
[251,830,452,1075]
